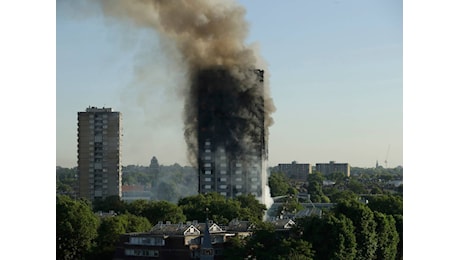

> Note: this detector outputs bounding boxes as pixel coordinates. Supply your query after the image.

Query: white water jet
[258,159,274,220]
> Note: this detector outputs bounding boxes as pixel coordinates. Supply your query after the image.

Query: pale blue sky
[56,0,402,168]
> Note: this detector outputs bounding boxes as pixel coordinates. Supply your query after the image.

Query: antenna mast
[384,145,391,168]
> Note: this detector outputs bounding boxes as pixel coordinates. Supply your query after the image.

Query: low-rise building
[276,161,312,182]
[113,219,255,260]
[121,184,151,202]
[315,161,350,177]
[112,217,298,260]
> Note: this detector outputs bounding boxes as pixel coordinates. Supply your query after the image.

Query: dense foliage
[367,194,403,259]
[268,172,290,197]
[307,172,330,203]
[56,166,77,197]
[295,214,357,260]
[178,192,266,224]
[56,195,99,260]
[57,164,402,259]
[373,212,399,260]
[126,199,187,225]
[240,222,315,260]
[224,200,401,259]
[257,165,402,259]
[91,213,151,259]
[334,201,378,260]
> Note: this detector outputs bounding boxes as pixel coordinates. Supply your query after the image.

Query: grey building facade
[315,161,350,177]
[276,161,312,182]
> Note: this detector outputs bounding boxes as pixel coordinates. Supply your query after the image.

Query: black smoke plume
[96,0,275,166]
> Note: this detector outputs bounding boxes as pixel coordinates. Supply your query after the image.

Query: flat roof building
[315,161,350,177]
[77,106,122,201]
[276,161,312,182]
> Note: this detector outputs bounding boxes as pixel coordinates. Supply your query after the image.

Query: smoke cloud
[96,0,276,166]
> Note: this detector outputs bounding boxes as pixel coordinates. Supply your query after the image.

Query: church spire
[200,208,214,260]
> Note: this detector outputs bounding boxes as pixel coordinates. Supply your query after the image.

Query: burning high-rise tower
[92,0,276,202]
[196,68,266,198]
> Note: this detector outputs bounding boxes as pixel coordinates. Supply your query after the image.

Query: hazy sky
[56,0,402,168]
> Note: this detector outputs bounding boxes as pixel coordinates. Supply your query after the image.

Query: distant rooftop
[85,106,112,112]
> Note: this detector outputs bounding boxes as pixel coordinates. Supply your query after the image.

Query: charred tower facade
[197,69,266,198]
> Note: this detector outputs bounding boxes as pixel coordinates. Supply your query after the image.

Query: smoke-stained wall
[195,68,266,197]
[195,68,266,161]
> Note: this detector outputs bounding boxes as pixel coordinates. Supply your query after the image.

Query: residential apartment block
[315,161,350,177]
[77,106,122,201]
[197,69,266,198]
[276,161,312,182]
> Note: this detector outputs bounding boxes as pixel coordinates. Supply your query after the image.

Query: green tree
[126,200,186,225]
[295,214,356,260]
[56,166,77,196]
[57,181,76,197]
[223,235,248,259]
[179,193,239,224]
[208,198,241,224]
[92,213,152,259]
[334,201,377,260]
[56,195,99,260]
[374,212,399,260]
[94,216,127,259]
[56,166,77,184]
[179,193,222,221]
[178,192,266,225]
[367,194,403,216]
[277,238,314,260]
[92,195,126,214]
[235,194,267,222]
[326,189,358,203]
[369,183,385,194]
[245,221,278,259]
[393,214,403,260]
[149,156,160,175]
[244,221,315,259]
[307,172,329,202]
[269,172,290,197]
[329,171,347,182]
[347,178,367,194]
[123,213,152,232]
[178,193,209,221]
[178,193,266,224]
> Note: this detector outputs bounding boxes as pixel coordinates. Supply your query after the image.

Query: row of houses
[112,218,300,260]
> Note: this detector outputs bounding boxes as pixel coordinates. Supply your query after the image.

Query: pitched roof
[150,222,192,236]
[294,207,323,218]
[270,219,296,229]
[145,221,225,236]
[227,219,254,232]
